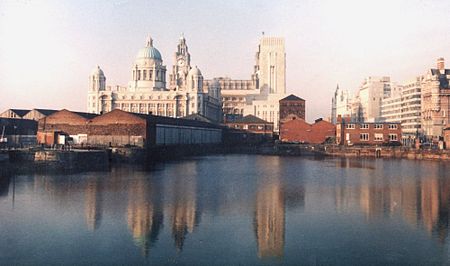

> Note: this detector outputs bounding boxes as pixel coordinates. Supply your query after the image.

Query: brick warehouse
[38,109,222,147]
[279,118,335,144]
[336,116,402,146]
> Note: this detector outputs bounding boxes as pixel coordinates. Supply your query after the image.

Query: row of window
[133,69,166,82]
[359,133,398,141]
[346,124,398,129]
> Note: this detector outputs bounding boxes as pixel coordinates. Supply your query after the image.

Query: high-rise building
[358,76,391,122]
[381,83,403,123]
[381,77,422,145]
[206,36,287,132]
[421,58,450,140]
[400,77,422,138]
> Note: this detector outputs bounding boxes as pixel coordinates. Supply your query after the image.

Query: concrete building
[331,84,353,124]
[381,84,403,123]
[336,116,402,146]
[358,76,391,122]
[400,77,422,138]
[279,94,305,122]
[421,58,450,140]
[381,77,422,145]
[87,35,222,123]
[279,118,335,144]
[206,36,287,132]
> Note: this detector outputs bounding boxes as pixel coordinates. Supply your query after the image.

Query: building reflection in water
[165,162,200,251]
[126,175,163,256]
[333,160,450,243]
[0,175,10,198]
[84,178,102,231]
[254,156,285,258]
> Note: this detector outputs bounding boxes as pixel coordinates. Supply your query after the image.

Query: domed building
[87,35,222,122]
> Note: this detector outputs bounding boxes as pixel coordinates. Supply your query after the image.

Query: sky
[0,0,449,122]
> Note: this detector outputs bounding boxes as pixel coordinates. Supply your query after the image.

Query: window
[360,124,369,129]
[389,134,398,141]
[388,124,398,129]
[346,124,355,129]
[374,124,383,129]
[374,133,383,141]
[360,133,369,141]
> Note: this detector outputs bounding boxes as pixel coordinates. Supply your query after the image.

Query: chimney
[437,57,445,71]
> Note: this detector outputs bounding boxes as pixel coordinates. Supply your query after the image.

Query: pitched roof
[72,111,99,120]
[280,94,305,101]
[33,109,59,116]
[233,115,271,124]
[10,109,31,117]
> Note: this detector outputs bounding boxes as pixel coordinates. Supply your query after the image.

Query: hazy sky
[0,0,449,121]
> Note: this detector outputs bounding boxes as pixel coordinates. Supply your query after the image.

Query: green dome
[136,36,162,60]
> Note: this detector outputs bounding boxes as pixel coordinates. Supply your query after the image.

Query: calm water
[0,155,450,265]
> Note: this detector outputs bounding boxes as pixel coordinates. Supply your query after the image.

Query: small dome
[136,36,162,60]
[91,65,104,76]
[188,66,202,76]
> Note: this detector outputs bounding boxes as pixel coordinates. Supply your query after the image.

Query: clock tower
[169,33,191,91]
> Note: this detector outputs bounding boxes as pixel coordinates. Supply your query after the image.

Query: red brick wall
[89,109,147,136]
[280,119,335,144]
[337,122,402,145]
[38,110,90,135]
[280,99,306,121]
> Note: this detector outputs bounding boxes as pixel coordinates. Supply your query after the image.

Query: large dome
[136,36,162,60]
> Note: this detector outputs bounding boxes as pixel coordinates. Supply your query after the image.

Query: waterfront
[0,155,449,265]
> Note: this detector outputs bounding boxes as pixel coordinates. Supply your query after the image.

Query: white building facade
[206,36,286,131]
[87,35,222,122]
[358,76,391,122]
[331,84,353,124]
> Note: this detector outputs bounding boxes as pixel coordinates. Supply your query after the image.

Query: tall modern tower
[254,37,286,95]
[244,36,287,132]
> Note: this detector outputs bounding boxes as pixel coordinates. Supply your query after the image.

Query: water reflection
[0,175,10,198]
[127,175,163,256]
[85,178,102,231]
[2,156,450,264]
[165,162,200,251]
[333,160,450,243]
[254,171,285,258]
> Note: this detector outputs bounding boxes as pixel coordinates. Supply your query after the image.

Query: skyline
[1,0,449,122]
